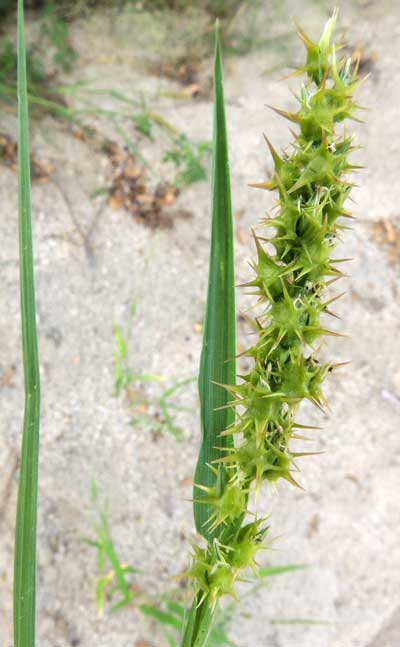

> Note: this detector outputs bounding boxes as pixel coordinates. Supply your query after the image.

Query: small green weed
[133,111,153,138]
[129,377,195,441]
[163,134,212,187]
[1,3,78,107]
[39,2,78,73]
[0,32,75,122]
[1,12,211,197]
[130,99,213,188]
[113,300,162,397]
[84,482,138,614]
[113,301,194,439]
[0,39,46,99]
[131,104,178,140]
[132,97,155,139]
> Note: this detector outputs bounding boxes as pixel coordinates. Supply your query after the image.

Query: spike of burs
[183,11,364,625]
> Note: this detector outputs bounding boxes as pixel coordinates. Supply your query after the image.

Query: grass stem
[14,2,41,646]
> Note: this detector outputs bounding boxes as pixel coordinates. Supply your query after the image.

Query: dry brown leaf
[136,192,154,206]
[1,132,54,183]
[124,159,143,180]
[108,192,126,210]
[71,126,180,228]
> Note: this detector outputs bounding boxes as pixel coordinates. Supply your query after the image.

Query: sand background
[1,1,399,645]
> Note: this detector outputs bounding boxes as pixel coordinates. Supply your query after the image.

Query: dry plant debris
[72,125,182,229]
[371,217,400,265]
[156,62,212,100]
[0,132,54,183]
[1,121,185,229]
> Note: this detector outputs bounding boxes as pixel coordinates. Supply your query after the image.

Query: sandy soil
[1,1,400,646]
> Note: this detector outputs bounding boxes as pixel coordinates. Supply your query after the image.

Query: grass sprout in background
[133,110,153,139]
[0,17,211,198]
[0,39,45,92]
[0,1,77,113]
[85,482,138,614]
[113,300,162,397]
[0,38,48,109]
[39,2,78,73]
[128,377,195,441]
[163,135,212,188]
[113,302,195,439]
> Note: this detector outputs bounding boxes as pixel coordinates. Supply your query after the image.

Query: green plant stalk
[184,8,363,620]
[182,23,236,647]
[181,594,216,647]
[14,1,41,647]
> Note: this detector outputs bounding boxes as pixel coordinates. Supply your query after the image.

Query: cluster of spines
[185,519,268,609]
[189,12,362,605]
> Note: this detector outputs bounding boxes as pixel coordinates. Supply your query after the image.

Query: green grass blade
[166,601,186,619]
[14,2,41,647]
[258,563,308,577]
[139,604,182,631]
[193,22,236,541]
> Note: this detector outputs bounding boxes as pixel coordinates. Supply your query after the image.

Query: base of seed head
[186,519,269,608]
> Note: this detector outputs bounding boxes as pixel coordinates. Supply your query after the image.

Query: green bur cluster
[187,13,363,608]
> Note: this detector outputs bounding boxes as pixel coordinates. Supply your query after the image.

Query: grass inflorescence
[184,9,363,632]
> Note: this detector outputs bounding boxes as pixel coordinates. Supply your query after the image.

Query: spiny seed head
[186,11,362,608]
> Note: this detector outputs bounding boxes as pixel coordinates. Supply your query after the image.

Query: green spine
[188,12,363,607]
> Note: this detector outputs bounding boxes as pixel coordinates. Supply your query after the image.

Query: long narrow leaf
[182,24,235,647]
[140,604,182,631]
[193,23,236,541]
[14,2,41,646]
